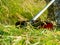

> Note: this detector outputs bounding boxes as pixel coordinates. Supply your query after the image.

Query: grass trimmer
[15,0,55,29]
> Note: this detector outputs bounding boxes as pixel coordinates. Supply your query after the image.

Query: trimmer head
[15,20,53,30]
[15,0,55,29]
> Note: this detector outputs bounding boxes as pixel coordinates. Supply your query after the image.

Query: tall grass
[0,0,60,45]
[0,0,48,24]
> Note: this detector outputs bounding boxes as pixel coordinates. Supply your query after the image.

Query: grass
[0,24,60,45]
[0,0,48,24]
[0,0,60,45]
